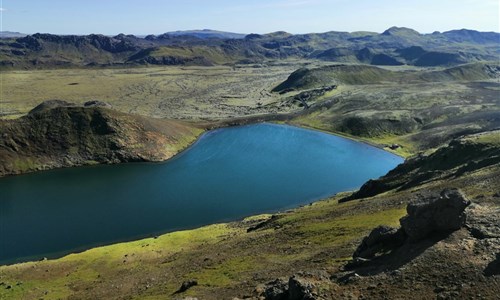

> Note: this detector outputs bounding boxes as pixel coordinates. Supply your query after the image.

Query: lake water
[0,123,403,264]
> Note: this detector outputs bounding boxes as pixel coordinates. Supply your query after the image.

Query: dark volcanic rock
[400,189,470,241]
[264,279,288,300]
[262,276,318,300]
[415,51,465,66]
[353,225,406,259]
[484,253,500,276]
[288,275,317,300]
[466,203,500,240]
[351,189,471,262]
[175,280,198,294]
[371,53,403,66]
[343,136,500,202]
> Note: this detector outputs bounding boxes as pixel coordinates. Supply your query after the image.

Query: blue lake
[0,123,403,264]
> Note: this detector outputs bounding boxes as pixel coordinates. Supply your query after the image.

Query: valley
[0,26,499,300]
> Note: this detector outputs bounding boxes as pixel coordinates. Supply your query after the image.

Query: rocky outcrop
[353,189,470,259]
[401,189,470,241]
[342,132,500,202]
[16,33,138,53]
[0,101,201,177]
[263,279,288,300]
[288,276,317,300]
[353,226,406,259]
[466,203,500,240]
[174,280,198,294]
[261,274,320,300]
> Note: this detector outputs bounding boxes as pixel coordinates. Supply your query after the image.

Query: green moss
[12,158,39,172]
[186,256,260,287]
[297,207,406,245]
[467,131,500,146]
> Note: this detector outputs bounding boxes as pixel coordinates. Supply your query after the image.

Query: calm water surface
[0,123,403,264]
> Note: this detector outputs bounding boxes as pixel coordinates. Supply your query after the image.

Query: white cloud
[0,8,6,12]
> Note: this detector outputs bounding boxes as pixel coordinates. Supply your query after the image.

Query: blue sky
[1,0,499,35]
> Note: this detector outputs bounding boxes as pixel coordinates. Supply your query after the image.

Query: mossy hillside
[272,64,396,92]
[148,46,243,65]
[0,194,408,300]
[273,62,500,93]
[289,68,499,153]
[346,130,500,201]
[0,104,204,177]
[0,223,238,299]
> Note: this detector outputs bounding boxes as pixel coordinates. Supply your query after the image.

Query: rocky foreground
[0,100,203,177]
[258,189,500,300]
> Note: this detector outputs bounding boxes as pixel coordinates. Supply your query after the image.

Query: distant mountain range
[162,29,246,39]
[0,27,498,69]
[0,31,27,38]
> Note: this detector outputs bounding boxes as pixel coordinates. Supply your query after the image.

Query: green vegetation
[287,62,500,153]
[272,64,396,92]
[0,193,408,299]
[0,64,301,119]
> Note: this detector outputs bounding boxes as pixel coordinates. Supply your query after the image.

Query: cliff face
[0,101,203,176]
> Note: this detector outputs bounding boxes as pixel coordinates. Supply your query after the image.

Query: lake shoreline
[0,116,404,179]
[0,123,402,265]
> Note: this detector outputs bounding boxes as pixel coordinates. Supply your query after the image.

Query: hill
[0,100,203,176]
[284,62,500,156]
[272,65,396,92]
[273,62,500,92]
[0,27,498,69]
[164,29,246,39]
[0,31,27,38]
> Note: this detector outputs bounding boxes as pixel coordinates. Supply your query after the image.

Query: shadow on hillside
[344,232,451,277]
[484,253,500,277]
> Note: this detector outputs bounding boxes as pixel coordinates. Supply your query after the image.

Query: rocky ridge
[1,27,498,68]
[0,100,202,176]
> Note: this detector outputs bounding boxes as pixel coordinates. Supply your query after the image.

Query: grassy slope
[288,63,500,156]
[0,196,406,299]
[273,62,499,92]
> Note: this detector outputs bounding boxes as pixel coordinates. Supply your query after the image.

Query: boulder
[353,225,406,259]
[175,280,198,294]
[263,279,288,300]
[288,276,317,300]
[400,189,470,241]
[351,188,471,262]
[262,276,318,300]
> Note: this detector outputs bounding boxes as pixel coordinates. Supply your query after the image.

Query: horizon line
[1,26,500,37]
